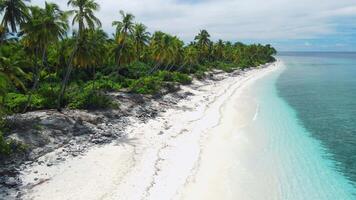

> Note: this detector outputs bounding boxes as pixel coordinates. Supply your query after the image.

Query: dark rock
[4,177,19,187]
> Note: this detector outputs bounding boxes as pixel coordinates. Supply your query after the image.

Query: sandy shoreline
[16,62,280,200]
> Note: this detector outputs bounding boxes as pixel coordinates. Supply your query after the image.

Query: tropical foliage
[0,0,276,154]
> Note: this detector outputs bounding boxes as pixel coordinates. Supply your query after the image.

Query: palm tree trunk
[92,66,96,90]
[56,44,77,111]
[176,64,185,72]
[149,61,162,75]
[23,48,45,113]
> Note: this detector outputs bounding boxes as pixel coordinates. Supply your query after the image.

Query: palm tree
[0,0,30,33]
[132,23,150,61]
[149,31,167,71]
[21,2,69,112]
[112,37,135,70]
[74,29,108,88]
[0,55,28,91]
[194,30,211,49]
[213,39,225,61]
[182,46,199,72]
[57,0,101,111]
[194,29,212,62]
[112,10,135,68]
[149,32,183,72]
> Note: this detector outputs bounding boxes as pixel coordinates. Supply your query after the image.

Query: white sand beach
[19,62,280,200]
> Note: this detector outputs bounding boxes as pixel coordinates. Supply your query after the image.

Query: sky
[31,0,356,51]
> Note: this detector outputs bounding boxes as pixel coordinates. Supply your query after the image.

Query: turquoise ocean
[248,52,356,199]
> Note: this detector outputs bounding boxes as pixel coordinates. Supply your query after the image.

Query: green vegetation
[0,0,277,157]
[0,0,276,114]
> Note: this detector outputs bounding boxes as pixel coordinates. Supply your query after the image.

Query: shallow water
[247,59,356,199]
[276,52,356,197]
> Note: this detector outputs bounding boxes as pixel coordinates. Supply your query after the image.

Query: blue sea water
[248,52,356,199]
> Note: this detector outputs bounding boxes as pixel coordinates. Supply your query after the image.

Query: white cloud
[31,0,356,42]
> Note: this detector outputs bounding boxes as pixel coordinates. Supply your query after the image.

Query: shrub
[85,77,122,92]
[68,89,117,110]
[155,71,192,85]
[4,93,44,113]
[214,61,237,73]
[37,83,61,108]
[129,76,163,94]
[194,70,206,79]
[0,132,11,156]
[119,61,151,79]
[172,72,192,85]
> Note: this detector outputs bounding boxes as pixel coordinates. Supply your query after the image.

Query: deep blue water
[277,52,356,187]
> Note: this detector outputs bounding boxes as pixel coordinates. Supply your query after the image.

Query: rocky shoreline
[0,67,251,199]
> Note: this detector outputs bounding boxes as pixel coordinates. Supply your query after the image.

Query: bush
[155,71,192,85]
[0,132,11,156]
[129,76,163,94]
[118,61,151,79]
[37,83,61,108]
[214,61,237,73]
[194,70,206,79]
[85,77,122,92]
[172,72,192,85]
[4,93,44,113]
[68,89,117,110]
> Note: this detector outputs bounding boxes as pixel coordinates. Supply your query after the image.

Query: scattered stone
[4,177,18,187]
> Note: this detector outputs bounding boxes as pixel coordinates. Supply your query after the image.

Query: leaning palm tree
[0,0,30,34]
[183,46,199,69]
[21,2,69,112]
[132,23,150,61]
[149,32,180,73]
[112,10,135,68]
[57,0,101,111]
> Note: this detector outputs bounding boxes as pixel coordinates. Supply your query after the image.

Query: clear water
[246,53,356,199]
[276,52,356,197]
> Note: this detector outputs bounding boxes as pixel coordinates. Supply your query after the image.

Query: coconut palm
[0,55,28,91]
[112,37,135,69]
[71,29,108,89]
[149,31,168,71]
[194,29,211,49]
[132,23,150,60]
[21,2,69,112]
[194,30,212,62]
[213,39,225,61]
[68,0,101,34]
[0,0,30,33]
[183,46,199,71]
[112,10,135,43]
[112,10,135,68]
[149,32,183,72]
[57,0,101,110]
